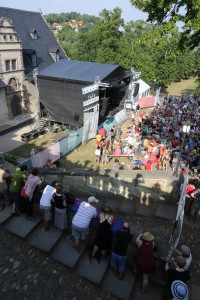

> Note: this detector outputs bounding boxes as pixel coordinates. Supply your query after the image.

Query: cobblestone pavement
[0,228,116,300]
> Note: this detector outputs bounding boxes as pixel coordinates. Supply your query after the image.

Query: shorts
[40,205,52,221]
[72,224,88,240]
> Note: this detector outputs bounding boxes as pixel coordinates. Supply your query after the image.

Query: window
[5,60,10,71]
[30,30,37,40]
[12,59,16,70]
[3,35,7,41]
[56,52,60,62]
[33,31,37,39]
[10,35,13,40]
[32,53,37,67]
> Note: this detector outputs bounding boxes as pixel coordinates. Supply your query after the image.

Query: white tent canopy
[137,79,150,98]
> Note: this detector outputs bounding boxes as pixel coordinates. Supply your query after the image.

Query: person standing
[20,168,43,220]
[110,126,115,145]
[173,245,192,270]
[99,126,106,141]
[0,163,11,196]
[9,165,28,216]
[72,196,98,251]
[96,132,101,146]
[190,188,200,221]
[90,206,113,261]
[134,232,156,293]
[52,183,67,231]
[39,183,56,231]
[165,256,190,299]
[110,222,133,280]
[31,148,36,157]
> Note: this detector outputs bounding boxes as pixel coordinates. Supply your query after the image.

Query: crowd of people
[95,95,200,175]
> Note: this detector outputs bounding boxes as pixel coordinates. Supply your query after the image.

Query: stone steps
[0,193,198,300]
[0,202,166,300]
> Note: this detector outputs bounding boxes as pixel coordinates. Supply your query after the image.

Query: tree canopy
[45,8,199,91]
[130,0,200,48]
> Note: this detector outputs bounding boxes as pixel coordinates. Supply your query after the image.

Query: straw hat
[142,232,154,241]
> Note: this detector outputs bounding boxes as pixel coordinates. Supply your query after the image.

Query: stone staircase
[34,118,48,131]
[0,190,198,300]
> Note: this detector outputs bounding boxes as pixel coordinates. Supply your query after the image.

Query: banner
[82,84,99,144]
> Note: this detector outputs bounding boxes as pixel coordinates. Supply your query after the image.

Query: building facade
[0,7,67,127]
[0,17,27,123]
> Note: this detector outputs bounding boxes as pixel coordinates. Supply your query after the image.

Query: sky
[0,0,147,23]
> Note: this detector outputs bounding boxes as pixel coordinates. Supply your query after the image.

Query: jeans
[110,252,126,273]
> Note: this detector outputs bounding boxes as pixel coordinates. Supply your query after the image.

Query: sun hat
[142,232,154,241]
[171,280,188,300]
[88,196,98,203]
[181,245,191,257]
[176,256,186,268]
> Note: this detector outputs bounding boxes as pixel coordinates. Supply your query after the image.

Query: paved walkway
[0,124,34,154]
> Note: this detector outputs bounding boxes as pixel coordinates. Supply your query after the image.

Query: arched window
[8,78,17,91]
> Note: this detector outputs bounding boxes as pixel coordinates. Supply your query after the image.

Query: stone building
[0,7,67,127]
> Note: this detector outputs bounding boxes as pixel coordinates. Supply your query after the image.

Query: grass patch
[8,132,59,159]
[167,77,198,96]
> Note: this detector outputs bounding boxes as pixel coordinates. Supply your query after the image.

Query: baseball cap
[88,196,98,203]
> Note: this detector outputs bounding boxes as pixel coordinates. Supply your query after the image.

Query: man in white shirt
[72,196,98,251]
[39,183,56,231]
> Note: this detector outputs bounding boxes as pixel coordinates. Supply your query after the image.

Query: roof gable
[0,6,67,78]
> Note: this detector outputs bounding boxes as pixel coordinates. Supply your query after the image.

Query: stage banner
[82,84,99,144]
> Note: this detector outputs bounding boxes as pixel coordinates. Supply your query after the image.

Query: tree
[76,8,124,64]
[130,0,200,48]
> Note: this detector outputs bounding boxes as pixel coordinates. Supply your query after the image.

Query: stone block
[75,251,109,284]
[0,205,11,224]
[130,278,164,300]
[104,198,121,212]
[50,236,86,268]
[26,225,62,252]
[4,213,41,238]
[101,268,136,300]
[119,199,136,215]
[155,204,177,220]
[136,204,156,218]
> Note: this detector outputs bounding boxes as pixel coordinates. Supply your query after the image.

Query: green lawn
[167,77,198,97]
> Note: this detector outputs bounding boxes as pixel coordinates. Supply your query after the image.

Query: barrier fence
[169,170,188,248]
[20,109,128,168]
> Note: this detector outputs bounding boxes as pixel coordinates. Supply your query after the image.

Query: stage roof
[38,59,131,85]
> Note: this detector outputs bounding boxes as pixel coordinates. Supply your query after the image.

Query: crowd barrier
[169,170,188,248]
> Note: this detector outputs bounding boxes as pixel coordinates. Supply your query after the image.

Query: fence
[20,109,128,168]
[169,170,189,248]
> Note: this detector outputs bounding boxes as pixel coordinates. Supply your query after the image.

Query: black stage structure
[38,60,132,126]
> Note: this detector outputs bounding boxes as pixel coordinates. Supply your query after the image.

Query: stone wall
[44,169,181,204]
